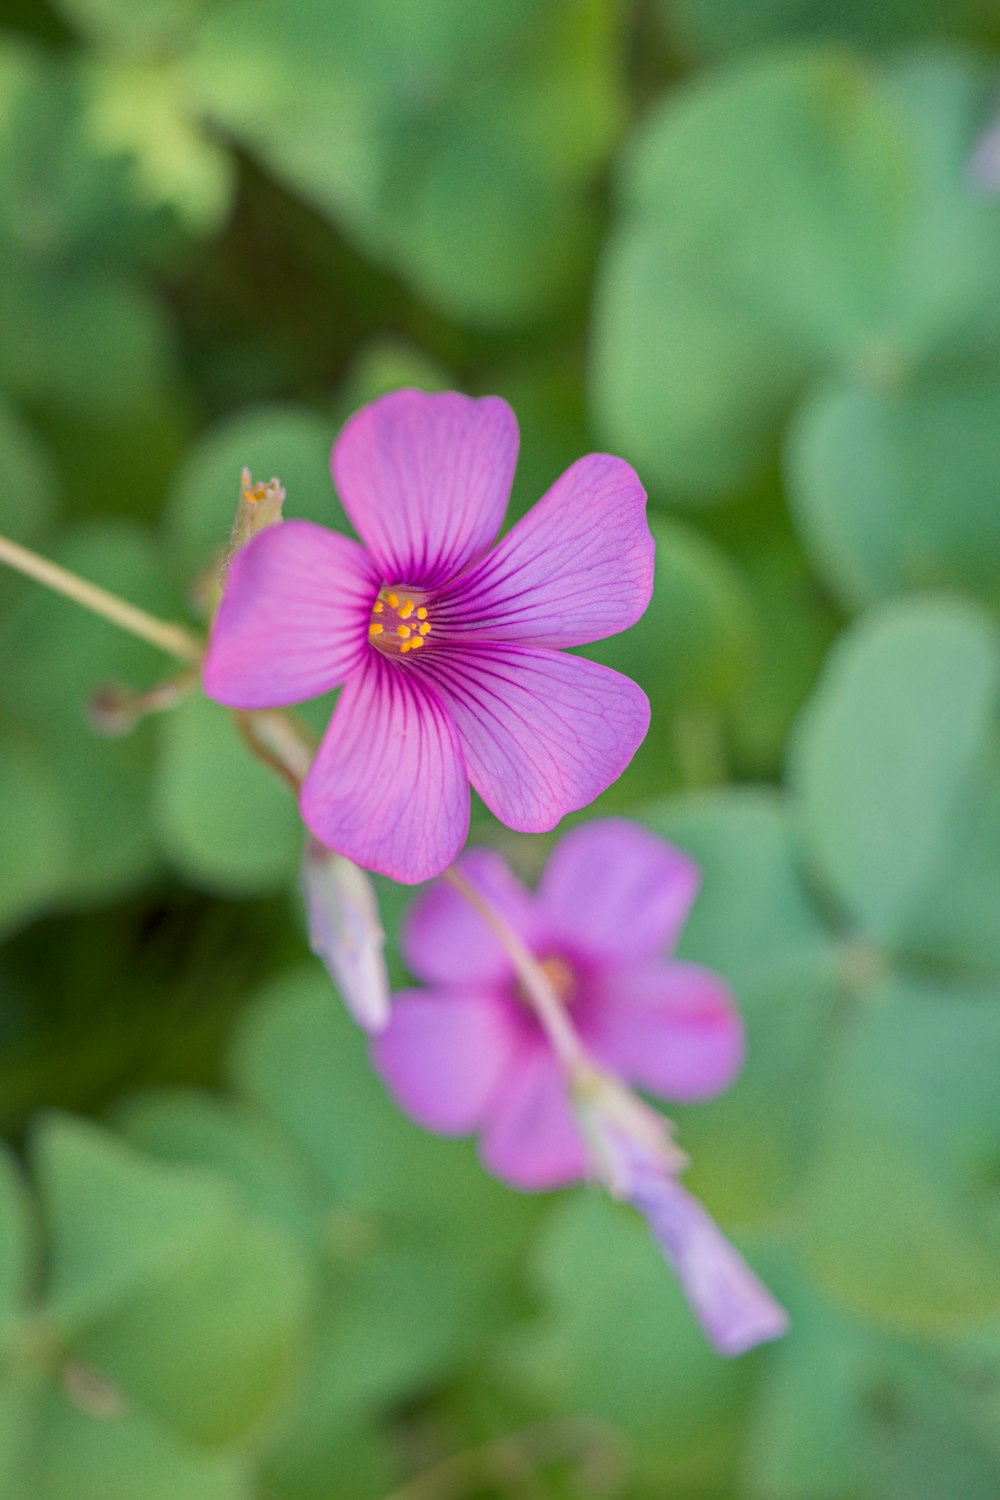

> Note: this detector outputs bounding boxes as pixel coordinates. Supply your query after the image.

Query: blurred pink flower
[204,390,653,883]
[373,820,745,1190]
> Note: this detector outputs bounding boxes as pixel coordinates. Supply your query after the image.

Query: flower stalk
[442,863,591,1077]
[0,532,204,665]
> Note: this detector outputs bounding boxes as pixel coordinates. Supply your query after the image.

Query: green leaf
[592,48,911,500]
[74,1214,312,1447]
[114,1089,319,1240]
[1,522,173,906]
[0,1146,34,1333]
[32,1114,231,1334]
[801,982,1000,1332]
[510,1193,748,1463]
[28,1383,250,1500]
[53,0,218,56]
[0,263,174,417]
[645,788,834,994]
[664,0,995,62]
[0,400,59,554]
[154,693,302,896]
[0,739,70,937]
[788,597,1000,944]
[187,0,621,324]
[789,372,1000,611]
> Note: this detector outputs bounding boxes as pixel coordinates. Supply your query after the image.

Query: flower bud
[575,1074,788,1356]
[303,840,390,1032]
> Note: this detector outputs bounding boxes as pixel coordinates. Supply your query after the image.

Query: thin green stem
[0,532,204,665]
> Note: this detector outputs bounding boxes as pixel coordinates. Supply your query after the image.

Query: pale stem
[235,709,317,791]
[0,532,204,665]
[381,1416,627,1500]
[442,865,592,1078]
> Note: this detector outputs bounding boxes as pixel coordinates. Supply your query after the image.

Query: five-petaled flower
[372,820,745,1190]
[203,389,654,883]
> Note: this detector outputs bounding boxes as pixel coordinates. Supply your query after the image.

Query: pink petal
[537,819,701,963]
[372,987,518,1135]
[331,389,518,588]
[402,847,538,987]
[426,644,650,832]
[480,1044,588,1191]
[630,1175,789,1356]
[300,654,469,884]
[203,521,378,708]
[583,962,745,1103]
[435,455,653,645]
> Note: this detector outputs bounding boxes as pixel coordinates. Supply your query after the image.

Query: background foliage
[1,0,1000,1495]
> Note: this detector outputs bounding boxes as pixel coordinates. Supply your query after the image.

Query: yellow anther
[398,625,411,639]
[409,635,424,650]
[399,599,414,619]
[387,593,399,608]
[419,623,431,636]
[369,623,384,636]
[416,607,428,620]
[372,601,383,614]
[400,640,411,654]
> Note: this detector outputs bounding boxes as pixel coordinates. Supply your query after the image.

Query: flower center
[368,588,433,657]
[517,955,577,1008]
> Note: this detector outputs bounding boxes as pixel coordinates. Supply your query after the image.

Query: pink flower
[372,820,745,1190]
[203,390,654,883]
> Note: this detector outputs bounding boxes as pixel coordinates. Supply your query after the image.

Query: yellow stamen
[409,635,424,650]
[369,623,384,636]
[387,593,399,608]
[416,607,428,620]
[399,598,414,619]
[400,640,411,654]
[398,625,411,639]
[372,601,383,614]
[419,623,431,636]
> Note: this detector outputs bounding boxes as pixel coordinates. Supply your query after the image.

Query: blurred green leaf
[788,597,1000,944]
[154,694,302,896]
[114,1089,319,1239]
[32,1114,230,1333]
[509,1193,749,1466]
[0,742,70,937]
[28,1385,251,1500]
[187,0,623,324]
[790,373,1000,611]
[0,1147,34,1332]
[665,0,998,61]
[75,1213,312,1447]
[593,48,910,500]
[0,401,60,554]
[801,981,1000,1332]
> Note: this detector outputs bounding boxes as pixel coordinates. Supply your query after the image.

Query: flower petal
[629,1174,789,1355]
[480,1044,588,1191]
[426,645,650,832]
[331,389,518,588]
[300,654,469,884]
[537,819,701,963]
[436,455,653,645]
[372,987,518,1135]
[203,521,378,708]
[402,847,538,986]
[583,962,744,1102]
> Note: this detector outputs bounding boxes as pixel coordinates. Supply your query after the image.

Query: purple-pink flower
[372,820,745,1190]
[204,389,654,883]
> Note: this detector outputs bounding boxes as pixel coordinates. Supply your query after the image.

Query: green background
[1,0,1000,1495]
